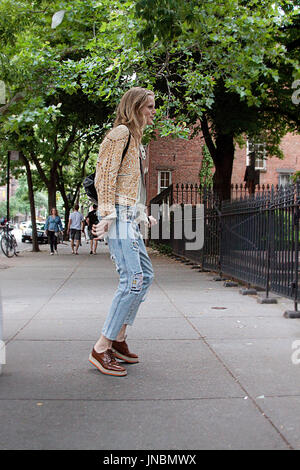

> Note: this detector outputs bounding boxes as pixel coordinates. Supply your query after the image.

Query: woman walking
[89,87,157,377]
[45,208,63,255]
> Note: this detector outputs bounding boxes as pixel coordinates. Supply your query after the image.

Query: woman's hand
[148,215,157,227]
[92,219,114,240]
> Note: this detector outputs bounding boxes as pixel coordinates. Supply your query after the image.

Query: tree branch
[200,115,217,161]
[0,92,25,115]
[30,152,50,187]
[59,124,78,157]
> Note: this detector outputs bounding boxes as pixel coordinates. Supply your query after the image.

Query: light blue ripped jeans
[100,205,154,340]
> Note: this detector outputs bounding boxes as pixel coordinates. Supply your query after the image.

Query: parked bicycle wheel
[1,234,15,258]
[12,235,18,256]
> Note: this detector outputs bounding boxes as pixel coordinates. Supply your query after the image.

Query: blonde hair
[114,87,155,143]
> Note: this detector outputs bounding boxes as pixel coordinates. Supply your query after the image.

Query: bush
[149,241,173,256]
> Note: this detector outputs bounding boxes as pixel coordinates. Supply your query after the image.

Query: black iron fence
[171,182,287,204]
[149,182,300,308]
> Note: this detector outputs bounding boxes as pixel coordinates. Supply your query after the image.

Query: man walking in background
[86,204,99,255]
[67,204,84,255]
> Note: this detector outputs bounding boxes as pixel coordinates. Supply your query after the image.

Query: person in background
[45,208,63,255]
[84,219,90,243]
[81,217,88,244]
[86,204,99,255]
[67,204,84,255]
[0,217,7,229]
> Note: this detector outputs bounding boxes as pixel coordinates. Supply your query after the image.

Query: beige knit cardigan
[95,125,140,219]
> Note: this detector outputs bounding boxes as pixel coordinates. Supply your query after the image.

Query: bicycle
[0,222,18,258]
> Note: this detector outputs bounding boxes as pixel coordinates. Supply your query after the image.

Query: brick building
[232,133,299,187]
[145,132,300,204]
[145,132,203,204]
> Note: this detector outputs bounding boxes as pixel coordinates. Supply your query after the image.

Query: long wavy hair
[50,208,58,217]
[114,87,155,143]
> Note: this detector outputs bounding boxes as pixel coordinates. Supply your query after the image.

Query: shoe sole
[112,349,139,364]
[89,354,127,376]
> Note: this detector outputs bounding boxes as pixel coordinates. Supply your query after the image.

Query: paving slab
[2,301,33,319]
[36,301,182,320]
[0,244,299,450]
[159,287,255,304]
[207,337,300,397]
[160,291,296,319]
[256,396,300,450]
[14,316,200,341]
[0,279,62,301]
[162,300,286,319]
[3,319,32,341]
[0,397,289,450]
[0,339,243,401]
[0,266,72,280]
[189,315,300,340]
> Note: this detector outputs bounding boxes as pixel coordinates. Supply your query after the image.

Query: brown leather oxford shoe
[89,348,127,376]
[112,339,139,364]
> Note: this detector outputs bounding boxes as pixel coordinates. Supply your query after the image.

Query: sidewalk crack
[154,277,294,450]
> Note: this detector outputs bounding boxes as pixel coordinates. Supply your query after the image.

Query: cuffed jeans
[100,205,154,340]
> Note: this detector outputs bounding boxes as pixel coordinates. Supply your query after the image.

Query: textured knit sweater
[95,125,141,219]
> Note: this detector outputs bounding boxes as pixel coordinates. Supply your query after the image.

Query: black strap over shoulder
[121,132,131,163]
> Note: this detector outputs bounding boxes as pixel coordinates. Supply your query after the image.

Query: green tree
[135,0,300,200]
[0,174,46,221]
[1,0,191,234]
[199,145,214,187]
[0,0,126,240]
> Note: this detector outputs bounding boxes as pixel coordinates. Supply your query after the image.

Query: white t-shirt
[69,211,84,230]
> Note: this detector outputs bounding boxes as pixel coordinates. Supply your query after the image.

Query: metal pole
[6,151,10,222]
[257,187,277,304]
[0,289,5,375]
[294,202,299,312]
[265,214,271,299]
[284,181,300,318]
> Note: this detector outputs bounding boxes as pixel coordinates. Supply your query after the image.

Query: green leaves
[135,0,299,146]
[0,0,298,209]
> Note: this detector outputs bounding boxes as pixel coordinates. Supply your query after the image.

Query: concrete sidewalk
[0,241,300,450]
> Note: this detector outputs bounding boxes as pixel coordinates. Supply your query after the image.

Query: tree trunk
[48,187,56,213]
[56,173,71,241]
[201,117,235,202]
[63,205,70,241]
[75,189,80,206]
[22,154,40,252]
[212,133,235,202]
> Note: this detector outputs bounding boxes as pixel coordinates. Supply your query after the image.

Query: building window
[246,139,267,171]
[278,172,293,187]
[158,171,172,193]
